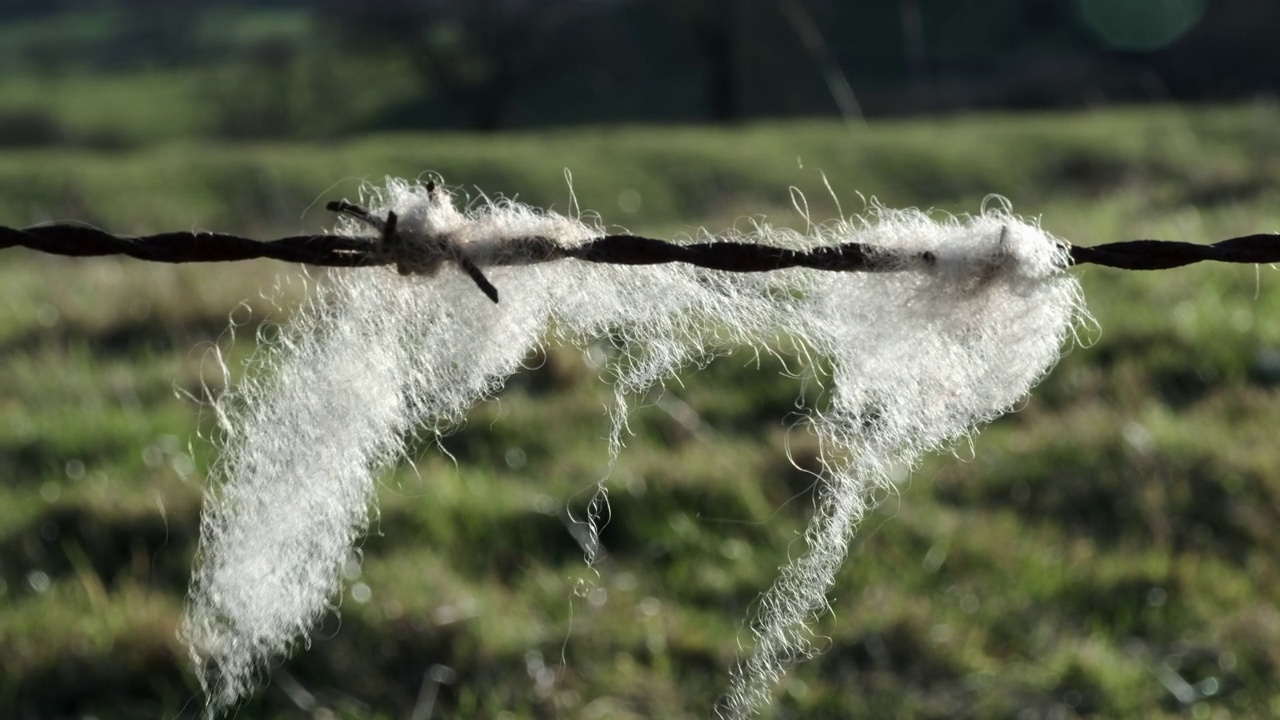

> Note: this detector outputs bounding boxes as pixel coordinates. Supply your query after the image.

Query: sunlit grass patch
[2,104,1279,716]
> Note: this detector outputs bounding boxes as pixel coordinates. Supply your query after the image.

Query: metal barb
[325,200,385,233]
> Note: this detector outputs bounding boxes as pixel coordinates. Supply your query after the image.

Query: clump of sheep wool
[182,178,1084,717]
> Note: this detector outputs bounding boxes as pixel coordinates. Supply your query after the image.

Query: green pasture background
[3,65,1280,719]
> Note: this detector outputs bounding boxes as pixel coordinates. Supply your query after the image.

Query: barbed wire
[4,200,1278,304]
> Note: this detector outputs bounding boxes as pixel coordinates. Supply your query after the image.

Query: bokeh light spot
[1079,0,1206,51]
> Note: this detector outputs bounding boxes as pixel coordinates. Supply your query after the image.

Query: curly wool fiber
[182,179,1083,716]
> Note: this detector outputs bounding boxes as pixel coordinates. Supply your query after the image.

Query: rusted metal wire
[0,223,375,266]
[4,201,1278,304]
[1067,235,1280,270]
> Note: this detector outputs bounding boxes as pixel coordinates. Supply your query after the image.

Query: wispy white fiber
[182,178,1084,716]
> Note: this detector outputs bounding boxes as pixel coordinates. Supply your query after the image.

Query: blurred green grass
[3,103,1280,718]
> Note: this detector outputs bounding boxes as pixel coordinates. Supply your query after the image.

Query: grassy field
[3,104,1280,718]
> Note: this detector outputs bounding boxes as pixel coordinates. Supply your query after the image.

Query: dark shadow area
[9,638,196,720]
[1,313,237,360]
[0,498,199,602]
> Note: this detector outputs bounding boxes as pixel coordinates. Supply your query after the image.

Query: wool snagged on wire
[182,178,1085,717]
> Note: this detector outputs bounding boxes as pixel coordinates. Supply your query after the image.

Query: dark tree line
[318,0,1280,129]
[330,0,629,130]
[5,0,1280,132]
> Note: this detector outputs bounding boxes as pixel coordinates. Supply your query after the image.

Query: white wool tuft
[182,178,1084,717]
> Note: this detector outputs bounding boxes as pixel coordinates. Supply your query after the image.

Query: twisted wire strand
[1066,235,1280,270]
[0,223,376,266]
[4,205,1278,303]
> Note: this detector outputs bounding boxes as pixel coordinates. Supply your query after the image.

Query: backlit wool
[182,178,1084,717]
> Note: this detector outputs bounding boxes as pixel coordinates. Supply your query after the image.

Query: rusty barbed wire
[1067,235,1280,270]
[3,201,1279,304]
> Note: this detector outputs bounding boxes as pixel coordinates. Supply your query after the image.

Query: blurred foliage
[2,1,1280,137]
[2,103,1280,717]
